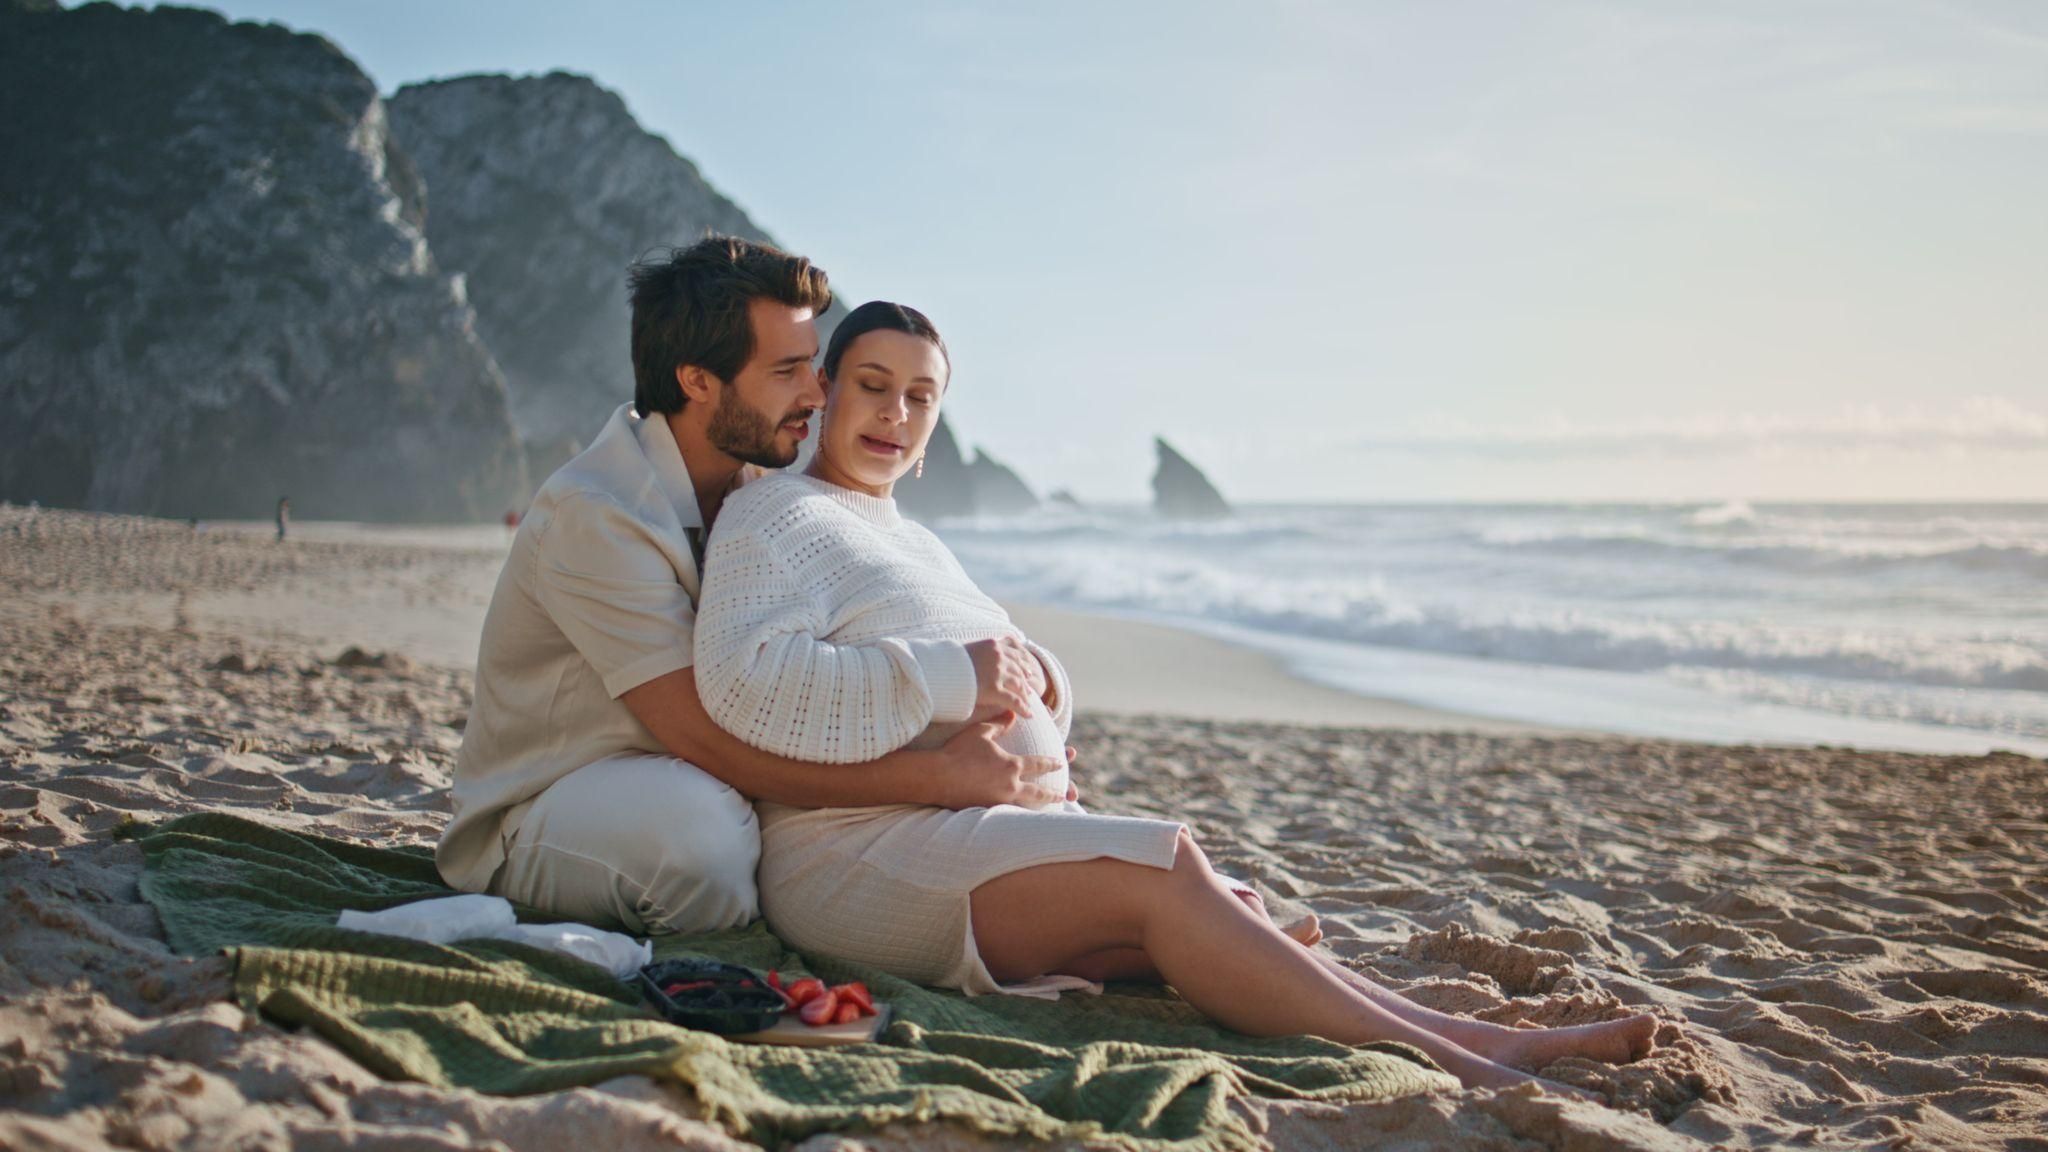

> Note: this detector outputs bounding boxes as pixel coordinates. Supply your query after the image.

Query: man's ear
[676,364,720,406]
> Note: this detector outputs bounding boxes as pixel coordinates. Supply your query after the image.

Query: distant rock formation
[386,72,842,456]
[1152,437,1230,519]
[0,2,527,521]
[893,417,976,521]
[889,419,1041,521]
[966,448,1039,515]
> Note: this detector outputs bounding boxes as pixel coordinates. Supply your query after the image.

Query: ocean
[935,501,2048,757]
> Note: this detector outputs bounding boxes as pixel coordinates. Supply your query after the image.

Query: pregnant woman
[693,301,1657,1094]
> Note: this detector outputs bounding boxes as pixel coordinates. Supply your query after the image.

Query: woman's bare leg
[1230,886,1323,946]
[1066,882,1653,1070]
[1305,951,1656,1067]
[969,831,1551,1092]
[1061,876,1316,982]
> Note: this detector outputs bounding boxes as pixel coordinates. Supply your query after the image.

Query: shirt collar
[627,405,703,532]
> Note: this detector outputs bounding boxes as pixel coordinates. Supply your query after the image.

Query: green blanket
[131,813,1452,1151]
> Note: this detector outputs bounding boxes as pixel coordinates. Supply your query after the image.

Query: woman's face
[816,329,948,496]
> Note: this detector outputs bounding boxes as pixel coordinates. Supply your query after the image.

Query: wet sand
[3,505,2044,1150]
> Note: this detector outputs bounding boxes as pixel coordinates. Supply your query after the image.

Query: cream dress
[694,473,1185,993]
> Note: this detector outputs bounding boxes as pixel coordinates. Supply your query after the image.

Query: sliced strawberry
[784,978,826,1007]
[834,1001,861,1025]
[833,982,874,1014]
[797,989,839,1026]
[766,970,784,992]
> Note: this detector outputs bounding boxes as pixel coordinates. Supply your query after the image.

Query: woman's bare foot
[1229,888,1323,946]
[1542,1079,1607,1105]
[1280,914,1323,947]
[1432,1048,1602,1103]
[1488,1013,1658,1070]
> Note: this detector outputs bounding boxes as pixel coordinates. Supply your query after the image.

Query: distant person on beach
[689,299,1659,1094]
[275,496,289,541]
[437,237,1067,937]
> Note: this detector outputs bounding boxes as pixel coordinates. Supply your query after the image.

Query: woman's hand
[966,635,1039,716]
[1023,649,1048,701]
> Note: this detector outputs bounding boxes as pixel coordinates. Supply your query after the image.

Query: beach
[3,504,2045,1150]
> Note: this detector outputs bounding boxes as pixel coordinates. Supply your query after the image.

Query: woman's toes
[1228,884,1321,947]
[1548,1079,1606,1105]
[1282,913,1322,947]
[1500,1013,1658,1069]
[1621,1012,1658,1060]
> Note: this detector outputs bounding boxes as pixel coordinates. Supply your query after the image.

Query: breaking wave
[938,501,2048,745]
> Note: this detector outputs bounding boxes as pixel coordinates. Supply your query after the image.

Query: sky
[140,0,2047,503]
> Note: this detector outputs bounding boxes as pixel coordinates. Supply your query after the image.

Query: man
[437,236,1065,933]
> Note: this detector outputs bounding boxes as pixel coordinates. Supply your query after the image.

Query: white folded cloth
[337,894,651,978]
[491,921,653,978]
[337,893,514,944]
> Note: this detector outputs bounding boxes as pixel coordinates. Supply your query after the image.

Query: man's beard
[706,390,807,469]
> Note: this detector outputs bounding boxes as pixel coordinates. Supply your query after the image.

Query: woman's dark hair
[628,235,833,415]
[821,301,950,383]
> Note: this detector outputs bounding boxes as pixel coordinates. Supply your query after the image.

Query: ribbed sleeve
[694,521,956,764]
[907,639,979,724]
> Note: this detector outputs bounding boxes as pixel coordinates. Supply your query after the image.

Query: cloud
[1346,396,2048,459]
[1910,101,2048,135]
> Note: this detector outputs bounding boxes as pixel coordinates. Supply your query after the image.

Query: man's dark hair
[628,235,833,416]
[822,300,950,383]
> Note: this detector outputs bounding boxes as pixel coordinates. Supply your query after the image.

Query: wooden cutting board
[728,1002,893,1047]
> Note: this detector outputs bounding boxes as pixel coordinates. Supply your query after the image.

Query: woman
[694,301,1656,1094]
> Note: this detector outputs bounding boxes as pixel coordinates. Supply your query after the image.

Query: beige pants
[490,753,761,934]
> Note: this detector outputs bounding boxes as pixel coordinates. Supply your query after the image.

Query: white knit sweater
[694,472,1072,779]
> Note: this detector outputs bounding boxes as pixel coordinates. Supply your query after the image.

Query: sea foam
[939,502,2048,749]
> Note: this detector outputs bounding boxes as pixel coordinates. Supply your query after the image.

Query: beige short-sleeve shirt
[437,403,741,892]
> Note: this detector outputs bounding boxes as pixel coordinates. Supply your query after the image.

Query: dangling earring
[915,456,925,479]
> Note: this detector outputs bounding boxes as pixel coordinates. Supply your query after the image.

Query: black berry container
[637,958,786,1034]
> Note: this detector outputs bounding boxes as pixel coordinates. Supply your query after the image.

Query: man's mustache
[781,407,818,426]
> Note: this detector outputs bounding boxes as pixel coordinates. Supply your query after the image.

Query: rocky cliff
[0,5,1037,524]
[889,419,1040,521]
[1152,437,1230,519]
[387,72,843,470]
[0,2,527,521]
[892,417,977,520]
[966,449,1039,515]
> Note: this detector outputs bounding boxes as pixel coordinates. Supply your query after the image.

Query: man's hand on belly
[931,712,1066,810]
[625,668,1063,810]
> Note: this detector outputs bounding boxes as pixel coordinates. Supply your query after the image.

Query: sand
[2,504,2044,1151]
